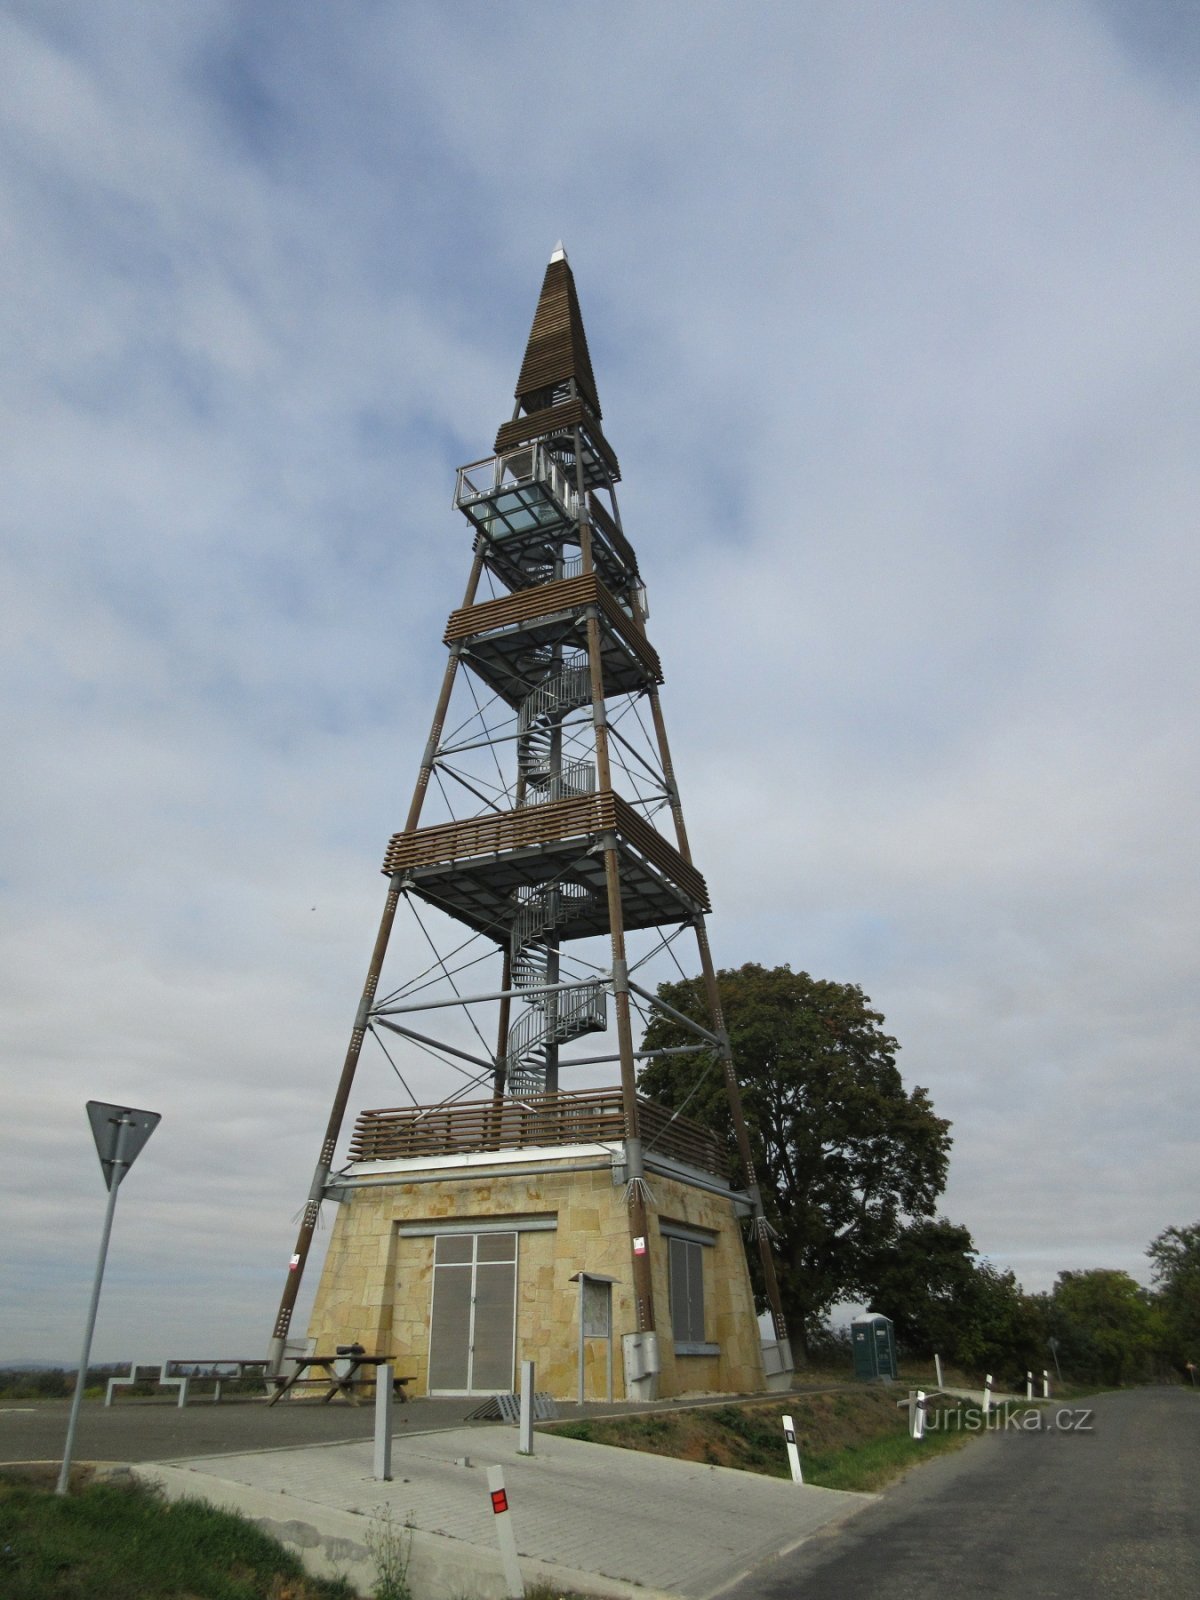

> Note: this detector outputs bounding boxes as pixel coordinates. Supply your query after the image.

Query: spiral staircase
[506,653,606,1095]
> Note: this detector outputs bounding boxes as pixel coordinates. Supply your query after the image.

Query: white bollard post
[982,1374,993,1415]
[934,1353,943,1390]
[1042,1369,1050,1399]
[374,1362,393,1481]
[913,1390,926,1440]
[1026,1370,1033,1400]
[781,1414,803,1483]
[518,1359,534,1456]
[487,1466,525,1598]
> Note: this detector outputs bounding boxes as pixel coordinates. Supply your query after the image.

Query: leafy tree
[1147,1222,1200,1367]
[863,1222,1047,1378]
[954,1263,1048,1380]
[1049,1269,1160,1385]
[0,1366,71,1400]
[862,1217,979,1356]
[637,963,952,1353]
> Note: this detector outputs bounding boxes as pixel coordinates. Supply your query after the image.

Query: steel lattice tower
[269,248,792,1384]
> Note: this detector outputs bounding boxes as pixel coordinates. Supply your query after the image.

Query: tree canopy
[1147,1222,1200,1365]
[1047,1269,1162,1386]
[637,963,1196,1384]
[637,962,952,1349]
[861,1219,1027,1366]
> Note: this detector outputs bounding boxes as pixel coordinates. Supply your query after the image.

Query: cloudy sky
[2,0,1197,1362]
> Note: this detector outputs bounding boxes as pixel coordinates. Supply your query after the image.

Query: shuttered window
[668,1236,705,1345]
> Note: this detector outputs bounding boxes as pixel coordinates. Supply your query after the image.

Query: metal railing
[506,981,607,1065]
[510,883,590,954]
[350,1086,725,1176]
[518,662,591,736]
[454,445,578,520]
[522,761,596,804]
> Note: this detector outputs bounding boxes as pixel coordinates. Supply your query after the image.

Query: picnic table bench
[266,1353,414,1406]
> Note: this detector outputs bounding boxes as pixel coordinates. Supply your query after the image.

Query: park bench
[105,1358,273,1407]
[104,1361,188,1408]
[165,1358,273,1401]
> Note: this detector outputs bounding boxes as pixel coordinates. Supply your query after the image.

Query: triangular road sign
[86,1101,161,1191]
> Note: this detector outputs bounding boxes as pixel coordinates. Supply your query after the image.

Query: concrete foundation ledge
[133,1463,673,1600]
[762,1370,796,1393]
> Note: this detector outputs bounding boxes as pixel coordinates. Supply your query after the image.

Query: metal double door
[427,1230,517,1393]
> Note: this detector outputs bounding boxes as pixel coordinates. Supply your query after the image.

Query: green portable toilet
[851,1312,897,1381]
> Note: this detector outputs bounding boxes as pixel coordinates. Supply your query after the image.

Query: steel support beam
[578,435,655,1339]
[644,682,791,1355]
[268,553,484,1371]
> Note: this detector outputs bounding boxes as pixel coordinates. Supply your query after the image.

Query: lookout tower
[270,249,794,1400]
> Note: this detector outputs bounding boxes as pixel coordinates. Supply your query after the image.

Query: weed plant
[366,1506,412,1600]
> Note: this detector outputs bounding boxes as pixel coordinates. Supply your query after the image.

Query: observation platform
[445,572,661,706]
[347,1085,725,1178]
[494,397,620,489]
[455,447,640,596]
[382,789,709,937]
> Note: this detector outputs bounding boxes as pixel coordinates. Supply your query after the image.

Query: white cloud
[1,0,1198,1358]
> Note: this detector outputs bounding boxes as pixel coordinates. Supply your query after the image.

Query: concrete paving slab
[140,1423,873,1599]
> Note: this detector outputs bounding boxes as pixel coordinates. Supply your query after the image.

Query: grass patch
[800,1422,967,1491]
[0,1469,354,1600]
[549,1388,972,1493]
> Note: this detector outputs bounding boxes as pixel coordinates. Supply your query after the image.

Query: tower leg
[269,554,484,1368]
[579,470,658,1378]
[269,875,403,1370]
[646,685,793,1372]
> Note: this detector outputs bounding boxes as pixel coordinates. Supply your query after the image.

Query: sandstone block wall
[307,1156,766,1400]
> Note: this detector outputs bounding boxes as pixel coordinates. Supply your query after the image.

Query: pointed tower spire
[514,248,601,418]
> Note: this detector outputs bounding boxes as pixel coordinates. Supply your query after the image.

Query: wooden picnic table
[266,1353,411,1406]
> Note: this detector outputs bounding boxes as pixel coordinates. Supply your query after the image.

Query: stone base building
[307,1089,768,1400]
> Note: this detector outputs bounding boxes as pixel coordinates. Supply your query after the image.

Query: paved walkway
[140,1417,873,1599]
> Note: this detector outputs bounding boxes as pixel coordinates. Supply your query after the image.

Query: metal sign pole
[1048,1336,1063,1382]
[374,1362,394,1481]
[57,1102,160,1497]
[578,1277,585,1404]
[57,1116,130,1496]
[606,1298,613,1403]
[518,1359,534,1455]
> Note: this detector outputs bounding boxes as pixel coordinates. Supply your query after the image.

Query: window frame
[664,1225,720,1356]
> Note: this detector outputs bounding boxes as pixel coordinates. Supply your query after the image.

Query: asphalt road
[724,1388,1199,1599]
[0,1380,853,1468]
[0,1392,502,1464]
[0,1385,768,1465]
